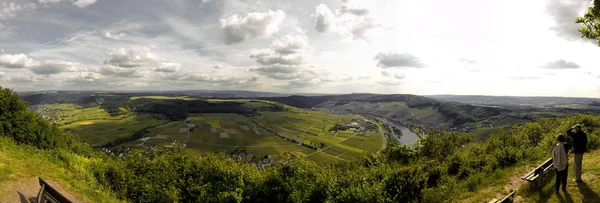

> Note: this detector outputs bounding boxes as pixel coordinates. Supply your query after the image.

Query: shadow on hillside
[577,181,600,202]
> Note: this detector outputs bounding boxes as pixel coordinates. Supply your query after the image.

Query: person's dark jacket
[566,129,588,154]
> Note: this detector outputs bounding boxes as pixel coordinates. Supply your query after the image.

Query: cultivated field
[37,104,167,146]
[43,97,385,164]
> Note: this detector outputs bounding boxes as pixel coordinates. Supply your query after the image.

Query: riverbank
[369,116,420,146]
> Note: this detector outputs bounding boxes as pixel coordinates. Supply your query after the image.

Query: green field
[41,98,385,164]
[36,104,168,146]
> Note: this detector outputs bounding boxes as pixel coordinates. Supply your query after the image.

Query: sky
[0,0,599,97]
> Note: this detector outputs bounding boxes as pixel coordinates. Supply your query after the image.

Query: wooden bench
[521,158,554,187]
[488,191,515,203]
[37,177,72,203]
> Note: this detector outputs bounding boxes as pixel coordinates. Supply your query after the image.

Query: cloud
[0,72,4,78]
[104,32,127,40]
[459,58,477,64]
[0,54,36,69]
[273,78,329,89]
[220,10,286,44]
[381,71,390,76]
[172,73,260,86]
[213,64,225,69]
[39,0,61,4]
[103,46,162,68]
[394,73,405,80]
[340,76,354,82]
[377,80,402,86]
[9,74,38,83]
[97,65,145,78]
[153,62,180,73]
[541,59,580,69]
[249,35,316,79]
[338,0,370,16]
[0,2,36,19]
[509,76,542,80]
[357,76,370,80]
[73,0,98,8]
[30,60,76,75]
[546,0,591,40]
[374,53,425,68]
[312,0,381,40]
[0,53,76,75]
[248,35,332,88]
[313,4,337,33]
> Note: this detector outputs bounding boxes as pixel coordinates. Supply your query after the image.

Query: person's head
[575,124,583,132]
[557,134,566,143]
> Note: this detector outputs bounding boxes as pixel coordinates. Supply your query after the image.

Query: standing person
[566,124,588,182]
[552,134,569,192]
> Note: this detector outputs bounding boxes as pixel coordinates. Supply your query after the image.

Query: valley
[24,93,386,165]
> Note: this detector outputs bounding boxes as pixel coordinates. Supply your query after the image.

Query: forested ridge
[1,87,600,202]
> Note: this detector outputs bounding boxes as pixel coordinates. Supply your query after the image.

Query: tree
[576,0,600,45]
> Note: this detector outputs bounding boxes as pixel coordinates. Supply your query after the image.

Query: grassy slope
[519,149,600,202]
[0,138,121,202]
[462,149,600,202]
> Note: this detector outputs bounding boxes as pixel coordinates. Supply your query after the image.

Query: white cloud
[103,46,162,68]
[213,64,225,69]
[220,10,286,44]
[377,80,402,86]
[374,53,425,68]
[0,53,76,75]
[313,4,337,33]
[39,0,61,4]
[312,0,381,40]
[394,73,405,80]
[541,59,580,69]
[97,65,145,78]
[0,72,4,78]
[104,32,127,40]
[9,74,38,83]
[73,0,98,8]
[357,76,370,80]
[381,70,390,76]
[249,35,317,80]
[154,62,180,73]
[338,0,370,16]
[171,73,260,86]
[0,2,36,19]
[0,54,36,69]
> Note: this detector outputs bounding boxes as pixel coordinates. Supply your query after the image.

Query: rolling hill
[263,94,514,130]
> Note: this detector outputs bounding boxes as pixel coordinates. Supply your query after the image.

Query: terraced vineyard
[36,97,385,164]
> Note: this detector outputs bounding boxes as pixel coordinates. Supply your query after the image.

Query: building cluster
[101,147,131,158]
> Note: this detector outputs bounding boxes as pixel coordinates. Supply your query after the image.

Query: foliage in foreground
[577,0,600,45]
[1,86,600,202]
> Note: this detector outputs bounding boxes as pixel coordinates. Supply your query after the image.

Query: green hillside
[2,87,600,202]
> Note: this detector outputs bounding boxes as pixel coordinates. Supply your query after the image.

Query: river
[372,116,420,146]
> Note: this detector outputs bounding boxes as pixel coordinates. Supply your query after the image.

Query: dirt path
[0,177,81,203]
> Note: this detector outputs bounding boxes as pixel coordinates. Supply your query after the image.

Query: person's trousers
[555,168,568,190]
[574,153,583,181]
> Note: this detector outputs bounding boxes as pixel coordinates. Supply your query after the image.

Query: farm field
[36,104,167,146]
[254,110,384,163]
[60,114,167,146]
[40,97,385,164]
